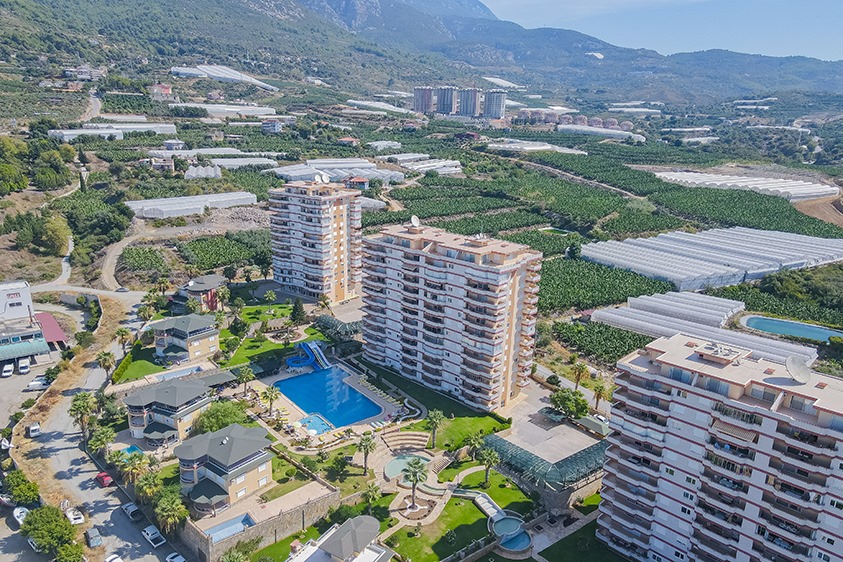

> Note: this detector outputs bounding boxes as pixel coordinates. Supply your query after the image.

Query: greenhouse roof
[483,434,608,490]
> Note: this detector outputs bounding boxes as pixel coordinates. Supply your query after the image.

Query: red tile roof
[35,312,67,343]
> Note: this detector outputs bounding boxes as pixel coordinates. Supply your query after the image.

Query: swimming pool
[204,513,255,543]
[299,413,333,435]
[122,445,142,455]
[156,365,203,382]
[744,315,843,343]
[384,454,430,481]
[274,366,382,428]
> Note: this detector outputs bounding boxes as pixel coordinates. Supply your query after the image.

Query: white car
[105,556,124,562]
[1,364,12,377]
[142,525,166,547]
[65,507,85,525]
[18,358,30,375]
[120,502,142,521]
[27,537,44,553]
[26,377,50,392]
[166,554,186,562]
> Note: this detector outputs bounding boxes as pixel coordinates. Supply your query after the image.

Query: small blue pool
[123,445,142,455]
[156,365,203,382]
[745,315,843,343]
[299,413,333,435]
[204,514,255,543]
[500,530,531,552]
[274,366,382,428]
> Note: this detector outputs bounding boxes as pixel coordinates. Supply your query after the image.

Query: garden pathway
[529,509,600,562]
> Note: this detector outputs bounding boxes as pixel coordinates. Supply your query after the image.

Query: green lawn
[575,492,602,515]
[260,456,312,502]
[280,445,374,499]
[538,521,625,562]
[437,459,480,483]
[157,463,180,487]
[100,417,128,434]
[250,526,321,562]
[115,346,164,383]
[220,327,325,368]
[458,470,534,515]
[359,359,507,450]
[242,304,292,324]
[392,497,489,562]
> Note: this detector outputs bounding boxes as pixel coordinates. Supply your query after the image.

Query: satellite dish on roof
[785,356,811,384]
[410,215,421,227]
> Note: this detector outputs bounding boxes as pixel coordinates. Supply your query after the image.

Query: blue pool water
[204,514,255,543]
[274,366,382,429]
[384,454,430,480]
[122,445,142,455]
[745,316,843,343]
[156,365,203,382]
[299,413,333,435]
[500,530,532,552]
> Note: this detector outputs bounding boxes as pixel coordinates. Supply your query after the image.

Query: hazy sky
[482,0,843,61]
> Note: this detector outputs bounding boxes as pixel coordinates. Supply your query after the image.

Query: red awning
[35,312,67,343]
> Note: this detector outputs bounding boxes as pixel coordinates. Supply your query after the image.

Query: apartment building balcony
[601,488,655,519]
[704,451,753,479]
[465,314,502,331]
[712,402,763,427]
[706,436,756,461]
[421,374,443,387]
[613,405,668,430]
[699,483,746,513]
[362,305,386,316]
[595,522,650,561]
[695,515,741,547]
[771,439,833,474]
[464,291,506,310]
[460,391,496,410]
[524,285,539,297]
[607,433,663,459]
[753,534,809,561]
[523,293,539,306]
[767,458,828,489]
[690,547,723,562]
[760,491,820,525]
[465,281,504,297]
[464,349,501,365]
[614,389,669,415]
[601,503,652,535]
[523,305,538,316]
[363,255,388,268]
[602,474,657,504]
[605,446,660,476]
[606,460,658,493]
[616,372,673,398]
[702,467,750,496]
[461,383,500,403]
[691,532,738,559]
[758,509,815,542]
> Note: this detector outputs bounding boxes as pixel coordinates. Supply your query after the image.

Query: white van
[18,358,31,375]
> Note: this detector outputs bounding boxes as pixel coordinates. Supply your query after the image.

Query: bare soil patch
[793,196,843,228]
[0,233,61,283]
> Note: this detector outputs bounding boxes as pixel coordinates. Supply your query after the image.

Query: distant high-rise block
[436,87,459,114]
[413,87,435,114]
[269,181,362,305]
[458,88,482,117]
[484,89,507,119]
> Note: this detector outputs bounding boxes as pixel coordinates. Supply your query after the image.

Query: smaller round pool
[384,454,430,481]
[493,516,523,537]
[743,315,843,343]
[500,530,532,552]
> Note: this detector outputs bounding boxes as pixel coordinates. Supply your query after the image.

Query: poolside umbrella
[292,421,302,428]
[308,429,318,436]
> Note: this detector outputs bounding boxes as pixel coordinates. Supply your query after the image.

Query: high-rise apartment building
[413,87,435,114]
[436,87,459,114]
[269,181,362,305]
[458,88,482,117]
[361,222,541,411]
[600,333,843,562]
[484,89,508,119]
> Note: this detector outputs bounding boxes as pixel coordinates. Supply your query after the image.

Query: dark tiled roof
[124,379,210,409]
[174,424,268,467]
[188,479,228,505]
[199,371,237,387]
[181,274,226,293]
[320,516,380,560]
[149,313,216,334]
[143,422,179,440]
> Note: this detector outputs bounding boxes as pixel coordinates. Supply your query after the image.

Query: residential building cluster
[413,86,508,119]
[0,281,65,372]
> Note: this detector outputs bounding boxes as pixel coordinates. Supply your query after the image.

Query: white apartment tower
[484,89,508,119]
[600,333,843,562]
[361,222,541,412]
[413,87,435,114]
[269,181,362,305]
[458,88,482,117]
[436,87,459,114]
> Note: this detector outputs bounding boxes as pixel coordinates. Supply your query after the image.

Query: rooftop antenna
[785,356,811,385]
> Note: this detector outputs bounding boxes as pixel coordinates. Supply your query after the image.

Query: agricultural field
[538,258,673,313]
[708,285,843,329]
[362,195,516,228]
[435,210,547,236]
[118,246,167,272]
[179,232,264,270]
[552,321,655,364]
[501,230,582,256]
[600,209,689,237]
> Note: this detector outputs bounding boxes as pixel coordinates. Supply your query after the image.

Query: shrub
[75,331,95,348]
[21,398,36,409]
[546,374,561,386]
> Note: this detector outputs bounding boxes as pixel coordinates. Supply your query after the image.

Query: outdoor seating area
[357,374,422,425]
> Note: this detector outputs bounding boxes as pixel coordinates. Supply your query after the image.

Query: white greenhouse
[126,192,257,219]
[656,171,839,201]
[582,227,843,291]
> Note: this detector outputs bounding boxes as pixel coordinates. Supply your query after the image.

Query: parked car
[116,287,129,293]
[65,507,85,525]
[121,502,142,521]
[142,525,166,548]
[27,422,41,438]
[0,494,17,507]
[1,363,13,377]
[594,414,609,424]
[13,506,29,527]
[95,472,113,487]
[85,527,103,548]
[27,537,45,553]
[165,554,186,562]
[17,358,30,375]
[105,556,124,562]
[26,377,50,391]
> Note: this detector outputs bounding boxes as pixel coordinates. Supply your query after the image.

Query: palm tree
[114,327,131,354]
[96,350,116,376]
[185,264,200,279]
[69,391,97,443]
[215,285,230,312]
[362,481,381,514]
[261,386,281,417]
[316,294,333,316]
[571,362,589,391]
[264,290,276,315]
[426,409,445,449]
[464,432,484,460]
[106,449,127,467]
[237,366,255,396]
[135,471,162,505]
[138,305,154,323]
[260,263,271,280]
[593,383,611,412]
[142,290,159,308]
[154,494,189,535]
[88,426,115,457]
[122,452,150,485]
[402,457,428,509]
[477,448,500,487]
[357,434,377,474]
[156,275,169,296]
[219,552,248,562]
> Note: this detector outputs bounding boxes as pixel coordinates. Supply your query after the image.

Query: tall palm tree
[464,432,484,460]
[571,362,589,391]
[362,481,381,514]
[215,285,230,312]
[105,449,127,467]
[316,294,333,316]
[357,434,377,474]
[122,452,150,485]
[593,383,611,412]
[261,386,281,417]
[402,457,428,509]
[237,366,255,396]
[264,290,276,315]
[69,392,96,443]
[426,409,445,449]
[96,350,116,376]
[154,494,189,535]
[114,327,131,354]
[138,305,154,323]
[88,426,115,457]
[135,471,163,505]
[219,552,248,562]
[477,448,500,487]
[156,275,169,296]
